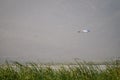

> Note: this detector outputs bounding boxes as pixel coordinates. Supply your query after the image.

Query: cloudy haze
[0,0,120,63]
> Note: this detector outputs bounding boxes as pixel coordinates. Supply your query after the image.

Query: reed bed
[0,61,120,80]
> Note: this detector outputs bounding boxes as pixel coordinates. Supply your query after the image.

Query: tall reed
[0,61,119,80]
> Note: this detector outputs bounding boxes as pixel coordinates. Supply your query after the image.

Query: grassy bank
[0,61,120,80]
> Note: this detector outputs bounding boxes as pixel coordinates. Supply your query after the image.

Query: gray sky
[0,0,120,63]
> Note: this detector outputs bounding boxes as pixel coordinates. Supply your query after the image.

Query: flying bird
[77,29,90,33]
[82,29,90,33]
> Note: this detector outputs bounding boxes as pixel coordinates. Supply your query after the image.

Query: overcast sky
[0,0,120,63]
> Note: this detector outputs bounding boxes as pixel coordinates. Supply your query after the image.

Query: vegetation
[0,61,120,80]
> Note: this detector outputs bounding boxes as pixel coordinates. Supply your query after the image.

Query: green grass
[0,61,120,80]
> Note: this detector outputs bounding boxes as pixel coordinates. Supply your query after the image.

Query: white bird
[82,29,90,33]
[77,29,90,33]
